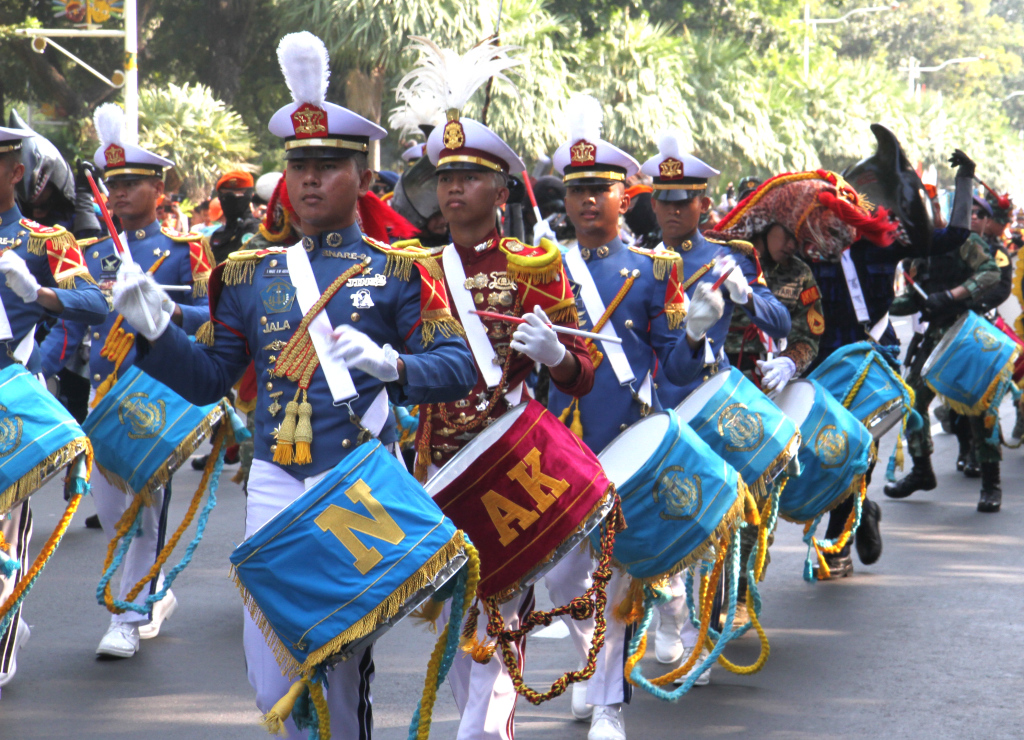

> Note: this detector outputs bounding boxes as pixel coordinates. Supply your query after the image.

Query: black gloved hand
[75,160,100,191]
[948,149,976,180]
[921,290,956,321]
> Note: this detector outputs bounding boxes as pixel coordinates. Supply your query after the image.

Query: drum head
[422,403,529,495]
[772,380,816,428]
[921,312,970,377]
[598,412,671,488]
[675,369,732,423]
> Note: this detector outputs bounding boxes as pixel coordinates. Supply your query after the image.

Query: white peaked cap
[552,94,638,184]
[640,130,719,201]
[92,103,173,178]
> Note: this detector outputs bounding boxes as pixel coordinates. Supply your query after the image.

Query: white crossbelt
[441,244,502,389]
[840,248,870,323]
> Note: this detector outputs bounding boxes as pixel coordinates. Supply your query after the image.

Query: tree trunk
[343,67,387,171]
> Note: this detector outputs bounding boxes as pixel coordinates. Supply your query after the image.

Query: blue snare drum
[230,441,466,676]
[82,366,225,503]
[922,311,1019,416]
[773,380,872,522]
[0,364,91,515]
[808,342,909,440]
[676,368,800,501]
[594,410,744,582]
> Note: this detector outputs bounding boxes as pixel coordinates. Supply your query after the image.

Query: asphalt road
[2,313,1023,739]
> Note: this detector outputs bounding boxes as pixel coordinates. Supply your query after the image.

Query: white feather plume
[277,31,330,107]
[388,88,445,138]
[567,93,603,143]
[657,130,683,160]
[396,36,522,116]
[93,103,124,147]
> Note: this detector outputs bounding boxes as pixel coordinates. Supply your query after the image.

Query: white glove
[329,324,400,382]
[112,269,171,340]
[756,356,797,393]
[685,282,725,342]
[511,306,567,367]
[532,215,557,246]
[0,251,41,303]
[718,264,752,305]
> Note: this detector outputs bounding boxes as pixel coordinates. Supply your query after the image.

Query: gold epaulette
[20,218,78,257]
[362,235,443,281]
[500,237,562,284]
[221,247,289,286]
[160,226,204,243]
[629,246,680,281]
[76,235,111,249]
[705,236,755,259]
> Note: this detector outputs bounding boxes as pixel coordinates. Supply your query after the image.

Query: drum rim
[920,311,971,377]
[596,410,674,489]
[772,379,817,428]
[675,367,735,422]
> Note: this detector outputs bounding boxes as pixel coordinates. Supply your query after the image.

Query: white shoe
[139,590,177,640]
[0,620,31,687]
[588,703,626,740]
[673,646,711,687]
[571,674,593,721]
[654,612,683,664]
[96,622,140,658]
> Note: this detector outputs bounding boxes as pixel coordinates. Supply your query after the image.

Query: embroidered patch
[260,280,297,314]
[800,286,820,306]
[351,289,374,309]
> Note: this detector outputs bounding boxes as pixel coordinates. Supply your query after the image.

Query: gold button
[265,382,273,391]
[432,450,442,460]
[135,229,146,239]
[620,423,628,431]
[93,332,100,339]
[342,439,351,449]
[270,259,278,268]
[703,375,709,381]
[93,373,102,381]
[260,316,268,325]
[350,312,360,322]
[624,319,634,329]
[270,444,277,454]
[653,382,659,390]
[92,251,99,258]
[13,239,21,247]
[269,355,276,363]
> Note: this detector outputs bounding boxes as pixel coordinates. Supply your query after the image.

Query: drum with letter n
[676,368,800,502]
[230,440,467,677]
[424,399,614,602]
[595,409,744,581]
[922,311,1019,416]
[773,380,872,523]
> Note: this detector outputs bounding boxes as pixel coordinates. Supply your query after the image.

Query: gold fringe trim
[651,253,680,282]
[56,273,94,290]
[928,351,1019,417]
[420,314,465,347]
[192,277,209,298]
[195,320,216,346]
[745,432,801,505]
[665,306,686,331]
[0,437,92,515]
[232,530,467,679]
[546,301,578,326]
[505,261,561,286]
[384,252,418,282]
[778,471,868,524]
[27,229,76,257]
[222,258,259,286]
[93,407,223,507]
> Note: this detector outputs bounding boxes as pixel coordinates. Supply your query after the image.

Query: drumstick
[520,171,545,229]
[470,310,623,344]
[158,285,192,292]
[711,257,738,292]
[902,271,930,300]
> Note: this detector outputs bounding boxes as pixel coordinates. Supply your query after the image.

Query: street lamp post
[1001,91,1024,103]
[791,3,899,79]
[898,56,982,99]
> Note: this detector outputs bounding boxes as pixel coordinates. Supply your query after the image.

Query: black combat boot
[855,497,883,565]
[883,456,937,499]
[963,450,981,478]
[978,463,1002,513]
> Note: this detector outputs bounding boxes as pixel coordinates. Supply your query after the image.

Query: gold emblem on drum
[0,405,23,458]
[716,403,764,453]
[117,392,166,440]
[654,465,702,521]
[973,326,999,351]
[315,479,406,575]
[815,425,849,469]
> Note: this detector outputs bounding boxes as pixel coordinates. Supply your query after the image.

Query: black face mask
[625,192,658,238]
[218,189,254,222]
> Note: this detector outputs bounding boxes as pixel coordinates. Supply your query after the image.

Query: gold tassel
[294,391,313,466]
[894,433,905,472]
[90,374,116,408]
[409,598,444,631]
[570,403,583,439]
[261,679,307,736]
[665,307,686,331]
[195,320,215,346]
[273,391,300,465]
[585,339,604,369]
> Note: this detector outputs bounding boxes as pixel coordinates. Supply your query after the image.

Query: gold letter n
[315,479,405,575]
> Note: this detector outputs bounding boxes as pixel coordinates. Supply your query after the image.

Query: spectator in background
[207,171,260,263]
[373,170,399,199]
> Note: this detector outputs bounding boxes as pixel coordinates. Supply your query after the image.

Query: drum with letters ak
[230,440,468,676]
[424,399,614,602]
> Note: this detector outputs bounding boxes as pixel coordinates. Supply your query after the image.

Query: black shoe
[191,454,209,471]
[956,453,967,472]
[978,463,1002,513]
[84,513,102,529]
[963,453,981,478]
[883,457,936,499]
[856,498,883,565]
[813,552,853,580]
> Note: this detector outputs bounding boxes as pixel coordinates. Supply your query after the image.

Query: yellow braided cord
[102,425,226,613]
[708,588,770,675]
[814,481,867,561]
[0,532,9,554]
[843,359,873,408]
[307,679,331,740]
[754,479,783,582]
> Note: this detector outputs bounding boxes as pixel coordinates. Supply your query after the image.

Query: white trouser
[656,574,699,650]
[0,501,32,673]
[438,588,533,740]
[245,459,375,740]
[544,545,632,707]
[91,473,165,625]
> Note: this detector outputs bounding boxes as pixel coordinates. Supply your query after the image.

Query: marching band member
[395,37,595,740]
[60,103,213,659]
[544,98,717,740]
[119,32,475,738]
[0,125,107,686]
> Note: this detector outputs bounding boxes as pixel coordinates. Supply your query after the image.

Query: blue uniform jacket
[135,222,477,481]
[547,237,704,455]
[0,204,107,374]
[40,220,211,385]
[657,230,791,406]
